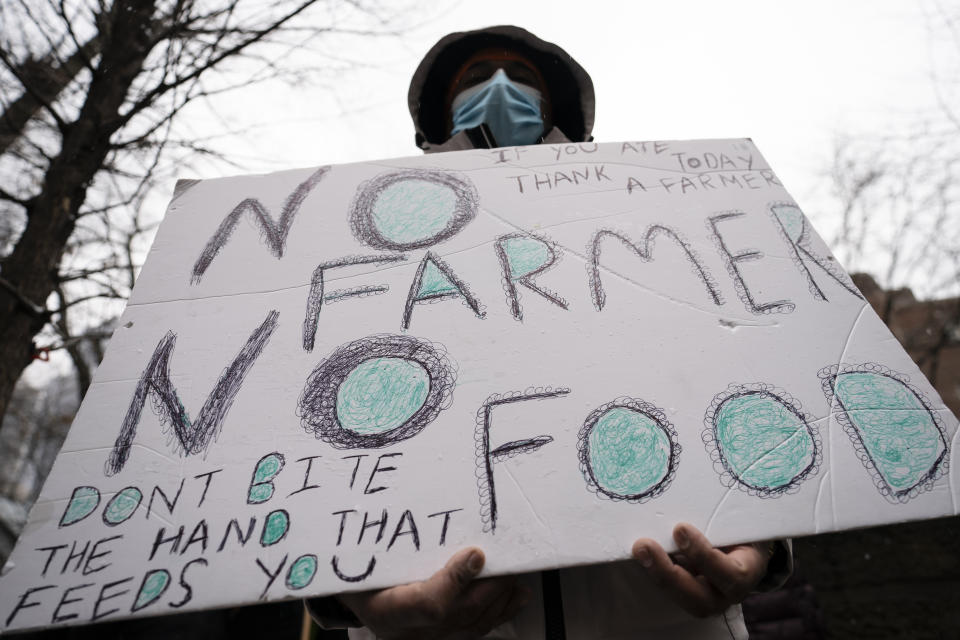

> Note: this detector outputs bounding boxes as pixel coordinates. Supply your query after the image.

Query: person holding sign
[308,25,791,639]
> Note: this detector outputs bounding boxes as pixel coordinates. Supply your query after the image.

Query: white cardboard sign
[2,139,957,632]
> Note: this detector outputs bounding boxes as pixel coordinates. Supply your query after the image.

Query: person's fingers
[413,547,487,624]
[337,551,523,639]
[722,543,769,595]
[450,575,519,630]
[633,538,728,618]
[442,547,488,594]
[342,583,425,630]
[496,583,532,625]
[360,547,483,628]
[338,585,426,632]
[671,552,693,573]
[462,576,523,635]
[673,524,742,597]
[672,524,763,601]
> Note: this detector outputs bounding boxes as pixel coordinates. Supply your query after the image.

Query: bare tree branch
[0,0,415,428]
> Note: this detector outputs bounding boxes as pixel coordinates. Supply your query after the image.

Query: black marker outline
[91,576,134,621]
[331,554,377,582]
[402,251,486,330]
[350,169,479,251]
[285,554,319,591]
[146,480,184,521]
[256,555,288,600]
[702,383,821,498]
[102,486,143,527]
[387,509,421,551]
[288,455,323,498]
[59,486,100,527]
[130,568,171,613]
[181,520,210,556]
[303,254,406,351]
[216,517,256,552]
[708,211,795,315]
[247,452,285,505]
[768,202,864,302]
[357,508,389,545]
[5,585,57,627]
[332,509,355,546]
[587,227,723,311]
[474,387,570,533]
[577,397,682,503]
[105,310,279,476]
[427,509,462,546]
[192,167,329,283]
[51,583,95,623]
[818,362,948,502]
[168,558,208,609]
[494,233,569,321]
[259,509,290,547]
[298,334,456,449]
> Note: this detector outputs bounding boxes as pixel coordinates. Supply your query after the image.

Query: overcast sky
[22,0,954,386]
[183,0,947,211]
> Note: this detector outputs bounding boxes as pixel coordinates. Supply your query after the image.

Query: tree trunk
[0,0,158,429]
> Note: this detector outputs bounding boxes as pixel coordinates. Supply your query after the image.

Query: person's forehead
[458,46,540,70]
[448,46,545,93]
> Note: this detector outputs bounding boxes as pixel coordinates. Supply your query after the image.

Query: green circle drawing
[372,180,458,246]
[349,171,478,252]
[103,487,142,525]
[501,236,552,280]
[260,510,289,547]
[286,554,318,590]
[60,486,100,527]
[835,372,944,493]
[133,569,170,611]
[771,204,805,242]
[254,454,283,483]
[588,407,672,497]
[248,483,273,504]
[715,393,815,490]
[248,453,284,504]
[336,357,430,435]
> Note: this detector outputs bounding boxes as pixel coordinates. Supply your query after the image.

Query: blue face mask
[450,69,544,147]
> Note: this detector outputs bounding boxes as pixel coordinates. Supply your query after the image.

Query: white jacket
[347,560,750,639]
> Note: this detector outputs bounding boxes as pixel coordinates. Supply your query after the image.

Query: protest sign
[1,138,956,632]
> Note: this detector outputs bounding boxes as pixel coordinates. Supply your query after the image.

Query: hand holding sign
[633,524,771,618]
[1,139,955,634]
[337,548,529,639]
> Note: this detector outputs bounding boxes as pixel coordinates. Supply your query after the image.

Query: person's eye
[461,63,497,86]
[504,66,541,90]
[460,75,487,89]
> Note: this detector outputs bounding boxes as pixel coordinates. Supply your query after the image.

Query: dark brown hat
[408,25,595,149]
